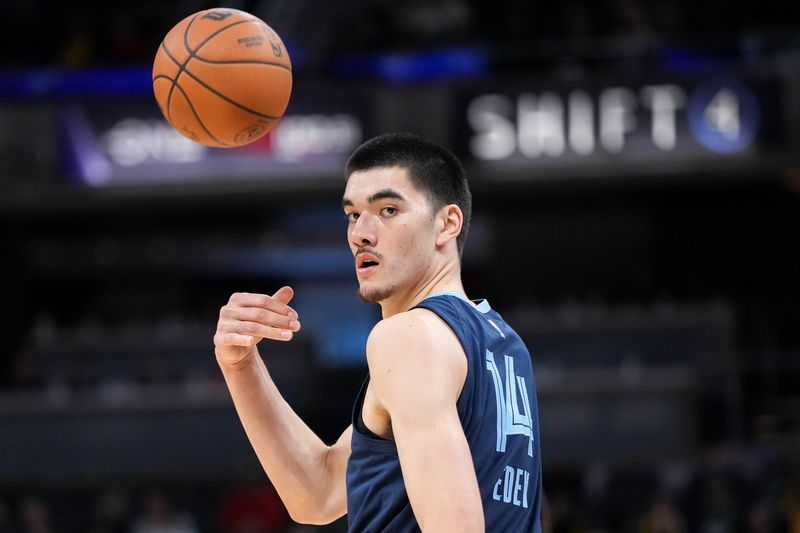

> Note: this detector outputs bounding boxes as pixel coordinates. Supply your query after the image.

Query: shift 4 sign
[465,77,764,161]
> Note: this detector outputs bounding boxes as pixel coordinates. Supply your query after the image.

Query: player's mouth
[356,252,381,276]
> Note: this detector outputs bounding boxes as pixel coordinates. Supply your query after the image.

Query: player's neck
[379,260,464,319]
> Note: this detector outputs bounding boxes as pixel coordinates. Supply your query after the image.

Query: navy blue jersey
[346,292,542,532]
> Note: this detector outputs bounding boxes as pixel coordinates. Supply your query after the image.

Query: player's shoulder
[367,307,446,345]
[366,308,467,402]
[366,307,463,366]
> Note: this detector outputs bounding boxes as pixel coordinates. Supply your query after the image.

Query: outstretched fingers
[218,318,297,342]
[216,290,301,346]
[229,291,298,319]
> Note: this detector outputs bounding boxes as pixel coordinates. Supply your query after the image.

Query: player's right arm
[214,287,350,525]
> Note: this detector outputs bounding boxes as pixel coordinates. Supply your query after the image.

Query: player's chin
[356,283,393,304]
[356,285,378,304]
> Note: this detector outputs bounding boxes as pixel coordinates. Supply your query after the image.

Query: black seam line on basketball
[160,41,182,69]
[179,66,282,120]
[170,17,277,121]
[167,12,204,124]
[162,26,282,122]
[171,80,230,147]
[189,56,292,72]
[160,42,183,123]
[153,74,176,113]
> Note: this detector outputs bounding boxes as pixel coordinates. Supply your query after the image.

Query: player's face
[342,167,437,304]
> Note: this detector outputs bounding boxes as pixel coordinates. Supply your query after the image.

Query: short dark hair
[345,132,472,257]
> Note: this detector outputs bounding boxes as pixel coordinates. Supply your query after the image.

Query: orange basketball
[152,8,292,148]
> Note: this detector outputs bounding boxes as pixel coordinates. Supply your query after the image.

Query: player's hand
[214,287,301,368]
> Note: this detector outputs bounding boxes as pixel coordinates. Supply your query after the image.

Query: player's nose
[350,214,377,247]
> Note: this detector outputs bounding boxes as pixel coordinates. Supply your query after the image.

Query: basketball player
[214,133,542,531]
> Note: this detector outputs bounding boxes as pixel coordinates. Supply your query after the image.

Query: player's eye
[345,212,359,223]
[380,206,397,217]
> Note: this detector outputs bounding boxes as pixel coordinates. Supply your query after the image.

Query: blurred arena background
[1,0,799,531]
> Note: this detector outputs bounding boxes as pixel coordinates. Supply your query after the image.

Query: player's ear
[435,204,463,248]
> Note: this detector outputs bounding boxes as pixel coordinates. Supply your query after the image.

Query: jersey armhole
[352,375,391,442]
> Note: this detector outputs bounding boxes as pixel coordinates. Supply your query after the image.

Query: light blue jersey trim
[425,290,491,314]
[475,299,491,314]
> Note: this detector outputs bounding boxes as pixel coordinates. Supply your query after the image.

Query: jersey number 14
[485,350,534,457]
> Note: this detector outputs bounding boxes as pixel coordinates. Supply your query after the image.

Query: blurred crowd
[547,438,800,533]
[0,311,222,394]
[1,437,798,532]
[0,297,797,532]
[0,483,301,533]
[0,0,797,70]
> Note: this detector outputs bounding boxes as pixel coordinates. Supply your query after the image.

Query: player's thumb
[272,285,294,305]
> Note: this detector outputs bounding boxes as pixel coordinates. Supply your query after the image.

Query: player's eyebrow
[341,189,406,208]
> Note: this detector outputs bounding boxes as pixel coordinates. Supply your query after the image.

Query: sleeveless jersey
[346,292,542,532]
